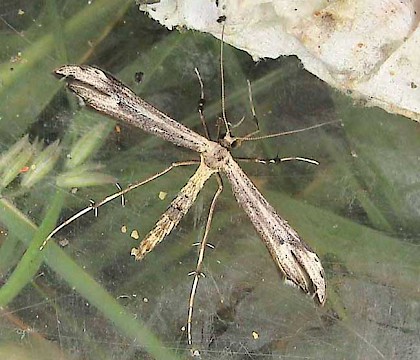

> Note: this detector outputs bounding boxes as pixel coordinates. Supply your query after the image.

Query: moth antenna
[194,67,211,140]
[239,119,341,142]
[219,19,230,136]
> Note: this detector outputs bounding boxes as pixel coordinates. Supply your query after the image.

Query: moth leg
[194,68,211,141]
[234,155,319,166]
[187,174,223,353]
[41,160,198,250]
[230,79,260,136]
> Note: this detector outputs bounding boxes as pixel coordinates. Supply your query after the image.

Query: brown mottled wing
[222,155,326,305]
[131,159,217,261]
[54,65,211,153]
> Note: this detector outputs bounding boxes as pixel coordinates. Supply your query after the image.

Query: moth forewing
[131,157,217,261]
[222,155,326,305]
[55,65,211,153]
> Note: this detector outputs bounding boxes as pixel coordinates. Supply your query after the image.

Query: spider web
[0,2,419,360]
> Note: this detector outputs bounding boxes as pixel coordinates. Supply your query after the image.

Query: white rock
[138,0,419,121]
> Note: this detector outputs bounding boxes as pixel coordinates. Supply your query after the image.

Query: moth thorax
[202,143,230,170]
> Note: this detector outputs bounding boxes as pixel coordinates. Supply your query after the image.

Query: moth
[50,63,326,347]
